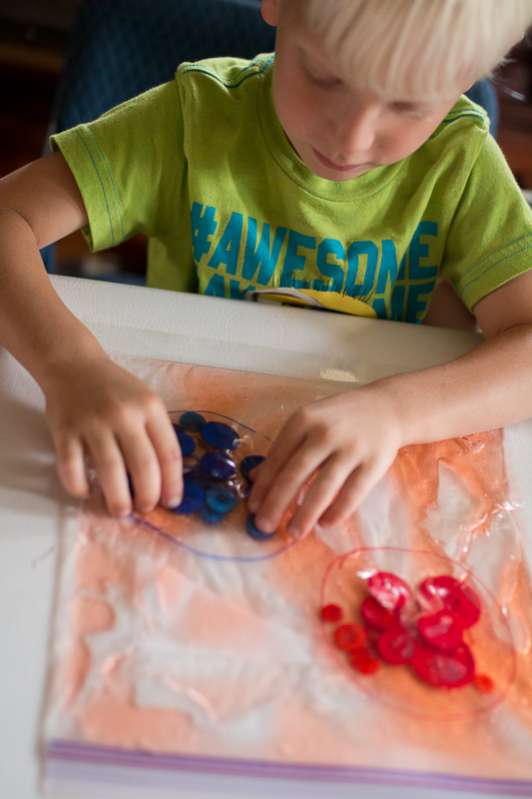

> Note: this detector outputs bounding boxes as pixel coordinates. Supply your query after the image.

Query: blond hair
[295,0,532,99]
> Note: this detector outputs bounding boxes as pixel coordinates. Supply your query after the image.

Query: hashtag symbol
[190,202,218,263]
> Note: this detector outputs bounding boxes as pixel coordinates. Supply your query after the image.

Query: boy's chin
[301,145,375,181]
[287,136,374,180]
[306,157,374,181]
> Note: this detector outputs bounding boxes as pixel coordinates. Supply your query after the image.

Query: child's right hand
[0,154,182,516]
[42,354,183,516]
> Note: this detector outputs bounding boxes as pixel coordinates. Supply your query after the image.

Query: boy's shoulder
[175,53,273,92]
[422,93,491,169]
[435,94,490,139]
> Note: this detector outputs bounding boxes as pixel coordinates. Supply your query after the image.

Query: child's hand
[248,387,404,536]
[43,355,183,516]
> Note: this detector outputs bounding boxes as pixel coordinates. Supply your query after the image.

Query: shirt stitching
[76,128,117,245]
[178,65,263,90]
[460,235,532,290]
[88,133,126,241]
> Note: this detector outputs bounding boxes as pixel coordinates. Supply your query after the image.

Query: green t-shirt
[52,54,532,323]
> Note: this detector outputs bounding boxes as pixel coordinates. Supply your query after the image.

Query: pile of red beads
[321,571,494,691]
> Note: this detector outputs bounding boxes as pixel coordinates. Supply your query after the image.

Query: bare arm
[0,154,182,514]
[0,153,94,380]
[423,280,477,331]
[376,272,532,443]
[249,271,532,536]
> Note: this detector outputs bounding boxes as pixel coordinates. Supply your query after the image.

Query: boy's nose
[332,106,378,162]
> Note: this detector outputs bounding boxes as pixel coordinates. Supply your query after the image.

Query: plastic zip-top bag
[42,358,532,798]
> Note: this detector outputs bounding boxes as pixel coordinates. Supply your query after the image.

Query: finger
[252,440,328,533]
[118,427,162,514]
[54,434,89,498]
[248,419,307,511]
[145,412,183,508]
[247,463,263,482]
[86,430,131,517]
[319,458,389,527]
[287,454,357,537]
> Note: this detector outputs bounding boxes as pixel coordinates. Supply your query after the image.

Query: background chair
[466,80,499,136]
[43,0,274,278]
[49,0,274,132]
[44,0,498,279]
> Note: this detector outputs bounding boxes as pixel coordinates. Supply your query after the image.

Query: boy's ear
[260,0,279,27]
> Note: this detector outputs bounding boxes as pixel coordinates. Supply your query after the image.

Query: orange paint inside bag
[44,359,532,782]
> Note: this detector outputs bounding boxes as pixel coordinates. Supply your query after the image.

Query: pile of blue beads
[172,410,274,542]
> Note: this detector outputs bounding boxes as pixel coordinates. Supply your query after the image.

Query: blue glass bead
[205,484,238,515]
[173,425,196,457]
[200,506,225,525]
[240,454,266,482]
[179,410,206,432]
[200,451,237,481]
[201,421,240,451]
[246,513,276,542]
[173,477,205,515]
[238,481,251,498]
[182,456,200,475]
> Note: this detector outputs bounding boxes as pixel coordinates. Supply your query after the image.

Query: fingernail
[255,515,273,532]
[165,496,182,509]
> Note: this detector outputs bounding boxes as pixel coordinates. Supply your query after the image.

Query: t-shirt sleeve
[441,132,532,311]
[50,80,185,252]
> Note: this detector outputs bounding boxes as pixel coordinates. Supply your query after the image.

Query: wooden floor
[1,42,531,275]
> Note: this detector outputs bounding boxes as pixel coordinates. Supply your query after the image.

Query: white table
[1,276,531,799]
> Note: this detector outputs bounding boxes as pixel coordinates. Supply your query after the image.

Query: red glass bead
[367,571,411,611]
[349,648,380,675]
[417,609,464,652]
[320,603,343,623]
[334,623,367,652]
[411,641,476,688]
[376,625,416,665]
[474,674,495,694]
[418,575,481,628]
[361,595,396,631]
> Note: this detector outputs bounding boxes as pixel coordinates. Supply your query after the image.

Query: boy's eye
[390,102,427,119]
[304,66,342,88]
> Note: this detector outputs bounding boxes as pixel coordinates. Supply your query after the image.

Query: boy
[0,0,531,540]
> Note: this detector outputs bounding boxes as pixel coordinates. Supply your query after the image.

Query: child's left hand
[248,386,404,537]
